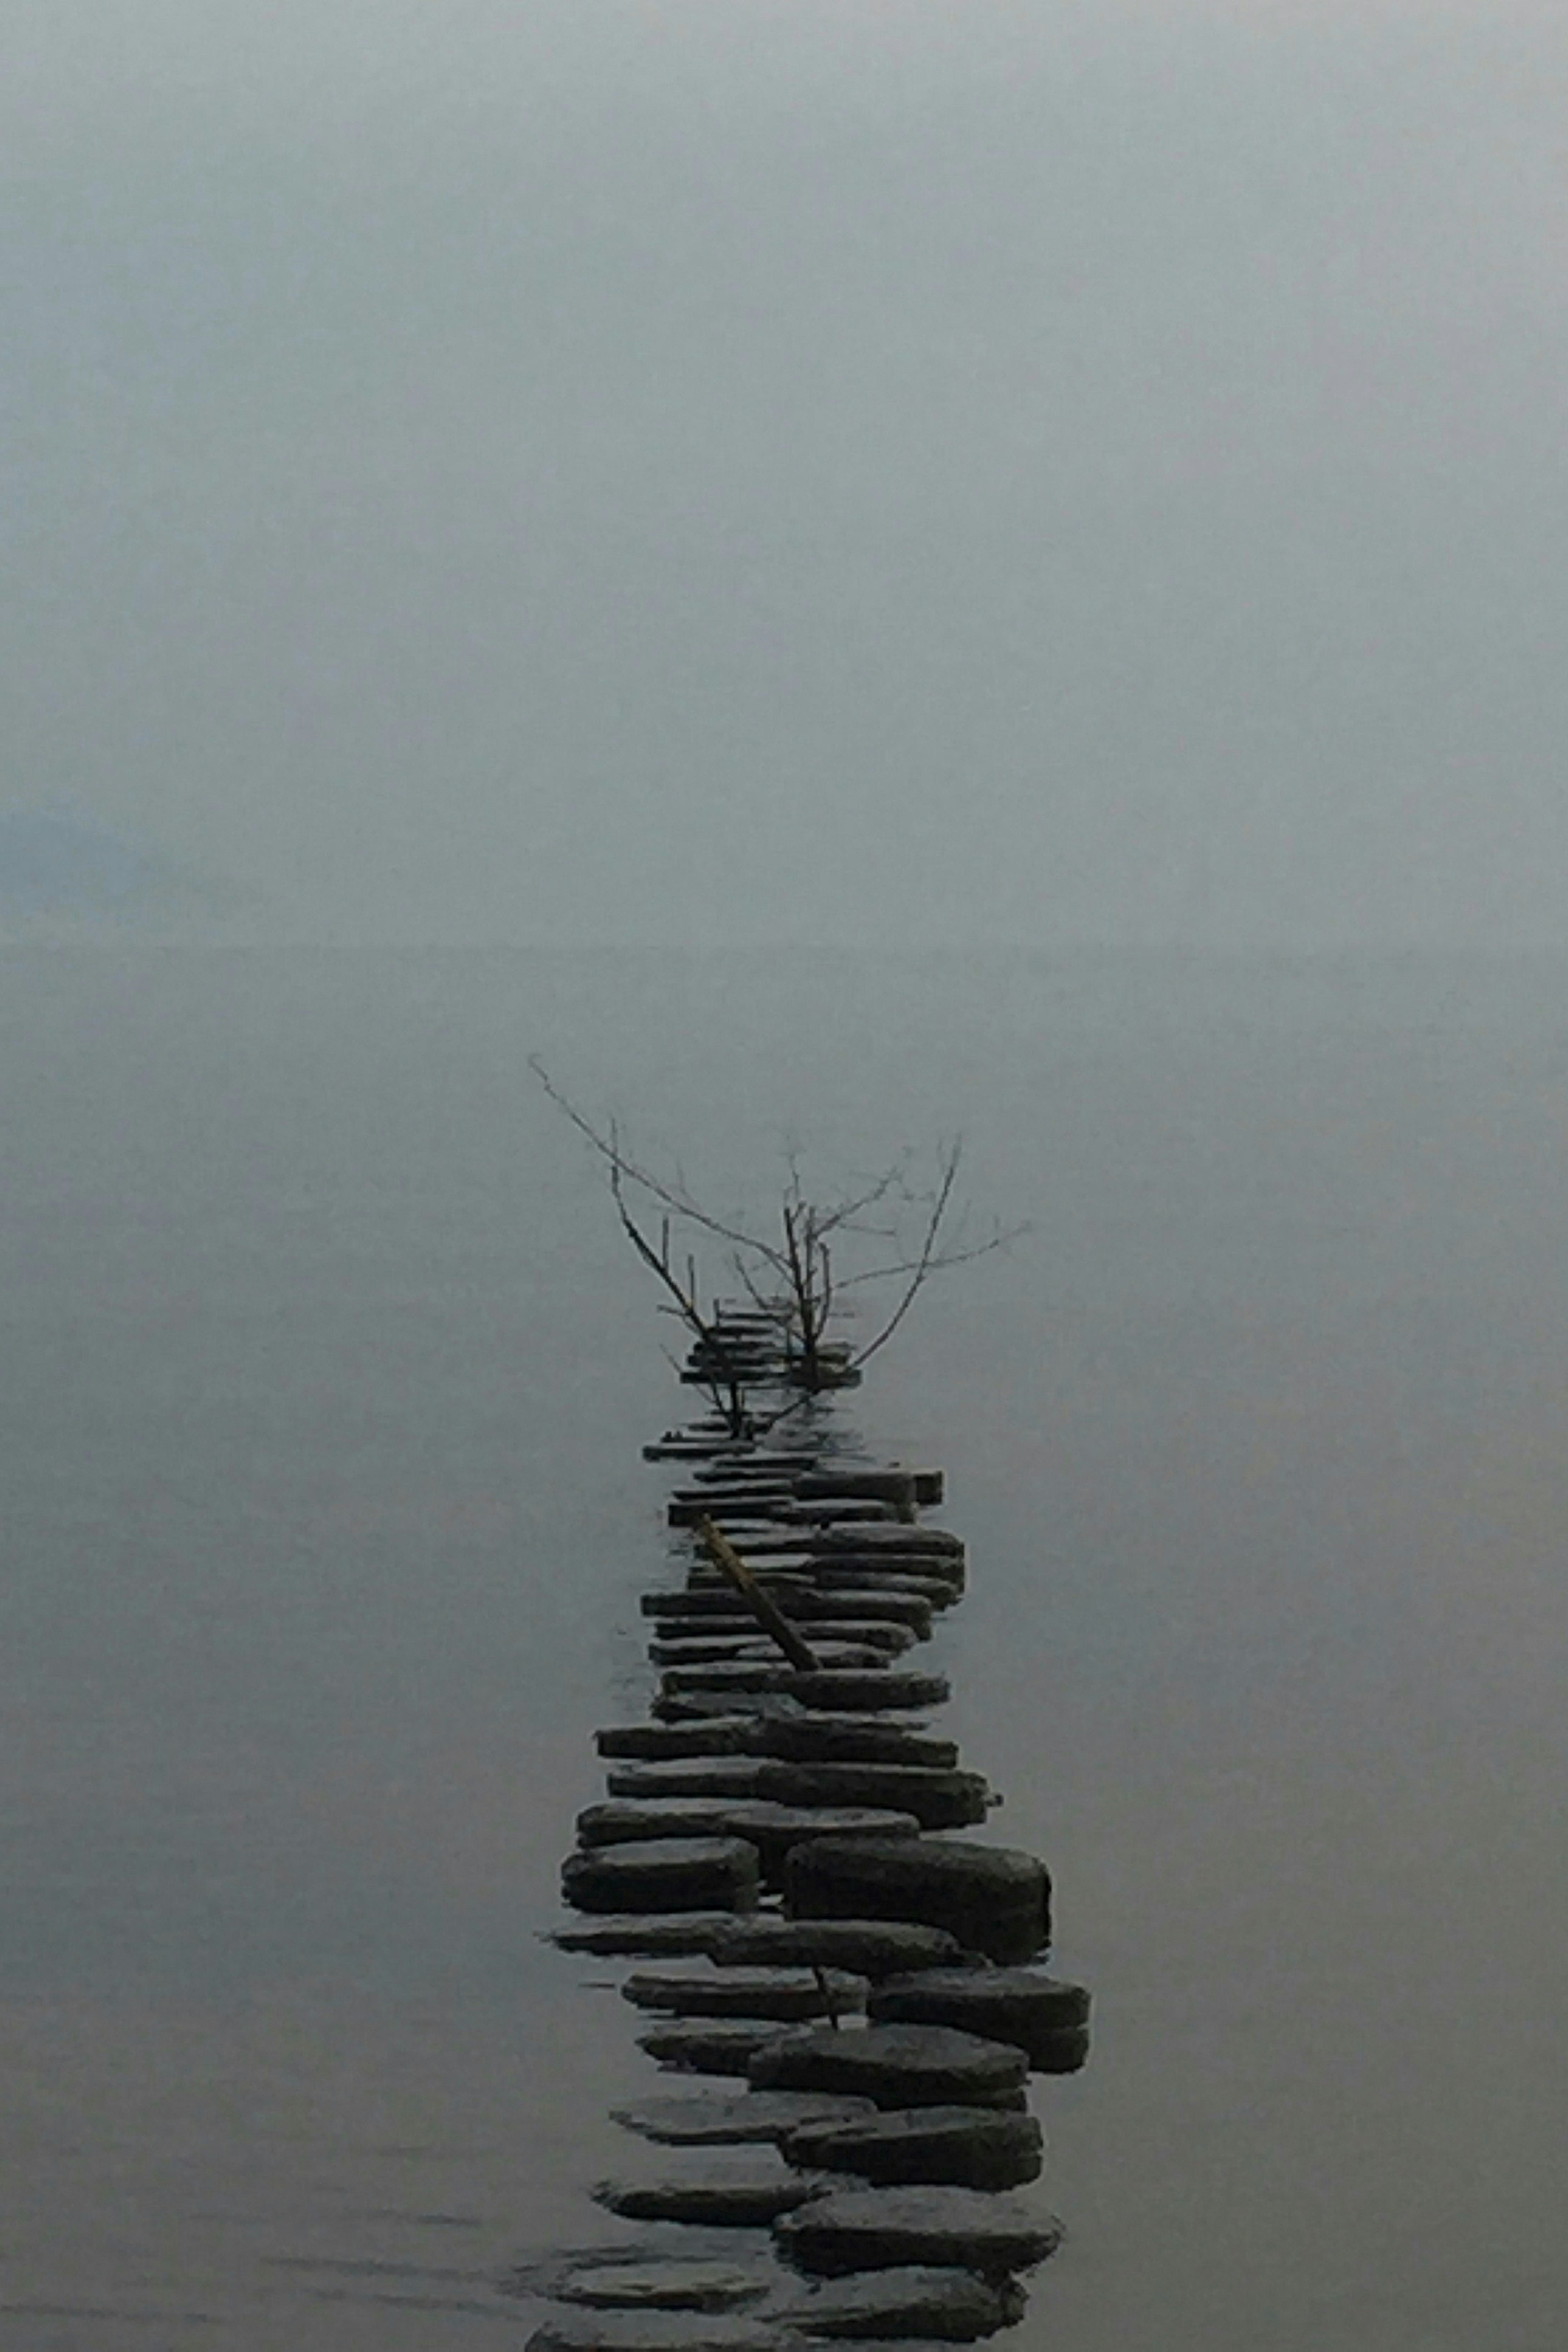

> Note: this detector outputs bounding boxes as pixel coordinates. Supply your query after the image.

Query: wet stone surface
[637,2018,792,2075]
[562,1835,760,1915]
[780,2105,1045,2192]
[775,2263,1025,2341]
[784,1838,1049,1965]
[548,1914,735,1958]
[593,2152,828,2226]
[612,2091,880,2146]
[754,1762,991,1831]
[780,1670,952,1713]
[621,1965,868,2021]
[555,2261,774,2312]
[748,1717,958,1770]
[709,1918,976,1980]
[597,1719,762,1760]
[868,1969,1091,2067]
[773,2185,1064,2279]
[748,2024,1029,2111]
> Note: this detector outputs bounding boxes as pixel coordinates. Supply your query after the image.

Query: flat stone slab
[755,1763,989,1831]
[594,2154,825,2226]
[562,1837,759,1916]
[555,2261,773,2313]
[785,1839,1049,1965]
[660,1656,889,1696]
[613,2091,879,2146]
[804,1528,965,1559]
[710,1918,976,1981]
[622,1966,868,2020]
[750,1717,958,1770]
[528,2314,793,2352]
[774,2186,1063,2279]
[606,1762,772,1803]
[780,2106,1044,2193]
[647,1588,934,1635]
[777,2264,1023,2341]
[638,2018,793,2075]
[868,1970,1091,2067]
[748,2025,1027,2111]
[578,1802,922,1886]
[548,1915,734,1958]
[597,1719,760,1760]
[782,1671,952,1714]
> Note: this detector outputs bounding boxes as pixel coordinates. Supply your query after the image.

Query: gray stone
[709,1919,975,1981]
[748,2025,1027,2111]
[779,2264,1022,2341]
[780,2106,1044,2192]
[597,1719,760,1760]
[638,2018,793,2075]
[660,1655,886,1697]
[755,1764,990,1831]
[548,1914,733,1958]
[783,1671,952,1714]
[606,1763,771,1804]
[578,1802,923,1889]
[868,1971,1091,2067]
[749,1718,958,1770]
[785,1840,1049,1965]
[594,2154,825,2225]
[648,1626,915,1666]
[792,1470,919,1507]
[613,2091,879,2146]
[622,1966,867,2020]
[774,2186,1063,2278]
[804,1528,965,1559]
[555,2262,772,2313]
[528,2313,793,2352]
[561,1836,760,1916]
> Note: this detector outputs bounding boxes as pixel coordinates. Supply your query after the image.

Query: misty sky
[5,1,1566,944]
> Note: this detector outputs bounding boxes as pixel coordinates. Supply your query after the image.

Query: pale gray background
[5,0,1565,944]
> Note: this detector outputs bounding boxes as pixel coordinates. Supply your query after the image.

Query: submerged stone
[748,2025,1027,2111]
[785,1838,1049,1965]
[613,2091,879,2146]
[778,2263,1022,2341]
[774,2185,1063,2279]
[780,2106,1044,2193]
[638,2017,791,2075]
[555,2262,773,2313]
[621,1965,867,2021]
[594,2153,825,2226]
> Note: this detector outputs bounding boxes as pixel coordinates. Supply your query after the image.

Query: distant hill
[0,809,245,924]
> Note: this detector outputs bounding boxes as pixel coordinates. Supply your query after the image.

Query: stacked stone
[527,1312,1090,2350]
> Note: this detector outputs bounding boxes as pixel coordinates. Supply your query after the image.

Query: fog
[5,0,1564,942]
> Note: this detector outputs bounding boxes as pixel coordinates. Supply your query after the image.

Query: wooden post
[695,1515,823,1674]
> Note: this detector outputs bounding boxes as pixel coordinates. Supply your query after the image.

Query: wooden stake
[695,1516,823,1674]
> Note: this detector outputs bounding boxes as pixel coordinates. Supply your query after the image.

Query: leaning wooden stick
[695,1515,823,1674]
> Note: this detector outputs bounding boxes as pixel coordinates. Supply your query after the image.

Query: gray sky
[6,0,1566,944]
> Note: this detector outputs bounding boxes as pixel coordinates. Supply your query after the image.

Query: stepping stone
[528,2314,793,2352]
[792,1470,920,1507]
[594,2153,825,2225]
[605,1763,771,1804]
[749,1717,957,1770]
[782,1671,952,1714]
[548,1914,733,1958]
[561,1836,759,1916]
[578,1802,923,1887]
[638,2018,793,2075]
[777,1500,902,1526]
[780,2106,1044,2192]
[645,1590,934,1636]
[597,1719,760,1760]
[748,2025,1027,2111]
[755,1763,990,1831]
[710,1918,975,1981]
[785,1840,1049,1965]
[660,1657,886,1697]
[648,1628,914,1666]
[778,2263,1022,2341]
[555,2262,772,2313]
[805,1528,965,1559]
[868,1970,1091,2068]
[774,2186,1063,2279]
[613,2091,879,2146]
[622,1966,867,2020]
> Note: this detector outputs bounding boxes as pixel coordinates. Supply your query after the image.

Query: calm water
[2,946,1567,2349]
